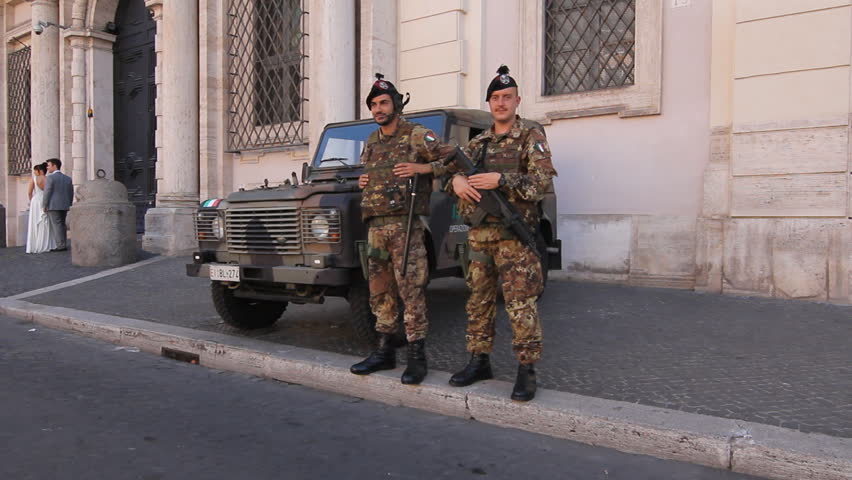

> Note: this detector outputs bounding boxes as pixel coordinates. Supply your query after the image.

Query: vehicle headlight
[214,216,226,239]
[310,215,331,240]
[196,211,223,241]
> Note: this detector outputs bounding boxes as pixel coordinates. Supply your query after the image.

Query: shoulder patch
[424,132,436,143]
[534,141,546,153]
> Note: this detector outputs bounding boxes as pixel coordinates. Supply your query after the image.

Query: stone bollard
[0,203,6,247]
[69,175,137,266]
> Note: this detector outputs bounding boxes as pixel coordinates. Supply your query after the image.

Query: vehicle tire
[347,282,378,343]
[211,282,287,329]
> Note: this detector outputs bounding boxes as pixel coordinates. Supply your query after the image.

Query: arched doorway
[113,0,156,233]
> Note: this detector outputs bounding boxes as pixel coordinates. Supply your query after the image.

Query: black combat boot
[510,363,537,402]
[400,339,428,385]
[448,353,493,387]
[350,333,397,375]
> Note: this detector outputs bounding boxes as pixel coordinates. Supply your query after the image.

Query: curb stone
[1,298,850,480]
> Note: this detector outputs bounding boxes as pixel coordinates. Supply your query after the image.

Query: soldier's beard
[375,110,397,126]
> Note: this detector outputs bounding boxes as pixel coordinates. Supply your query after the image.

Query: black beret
[485,65,518,101]
[366,73,406,109]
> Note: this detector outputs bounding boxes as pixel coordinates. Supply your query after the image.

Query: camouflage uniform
[451,116,557,364]
[361,118,456,342]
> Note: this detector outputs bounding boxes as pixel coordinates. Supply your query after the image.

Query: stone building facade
[2,0,852,304]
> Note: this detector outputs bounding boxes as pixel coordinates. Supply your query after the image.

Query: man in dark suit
[42,158,74,252]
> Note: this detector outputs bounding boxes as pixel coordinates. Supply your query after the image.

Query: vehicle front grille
[225,207,301,254]
[301,208,342,244]
[195,210,218,241]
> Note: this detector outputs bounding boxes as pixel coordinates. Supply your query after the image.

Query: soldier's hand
[468,172,502,191]
[452,175,482,203]
[358,174,370,189]
[393,163,431,178]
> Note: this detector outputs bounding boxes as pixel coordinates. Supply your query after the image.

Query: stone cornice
[4,23,31,43]
[63,29,116,50]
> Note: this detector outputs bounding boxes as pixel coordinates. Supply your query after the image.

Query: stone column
[86,34,117,180]
[30,0,61,163]
[64,30,116,187]
[359,0,397,120]
[142,0,200,255]
[68,34,87,186]
[308,0,355,156]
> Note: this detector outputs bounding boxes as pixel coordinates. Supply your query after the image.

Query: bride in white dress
[26,162,56,253]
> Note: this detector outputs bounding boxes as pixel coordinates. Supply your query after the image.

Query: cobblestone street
[12,251,852,440]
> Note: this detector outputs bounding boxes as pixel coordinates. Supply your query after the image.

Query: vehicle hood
[226,181,361,203]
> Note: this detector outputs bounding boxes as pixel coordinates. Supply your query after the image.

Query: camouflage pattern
[451,116,557,364]
[360,118,456,221]
[465,230,544,364]
[452,116,557,234]
[368,222,429,342]
[361,117,456,340]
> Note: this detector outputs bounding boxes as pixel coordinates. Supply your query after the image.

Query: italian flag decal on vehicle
[201,199,222,208]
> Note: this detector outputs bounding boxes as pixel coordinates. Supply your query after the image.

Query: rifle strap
[476,139,490,171]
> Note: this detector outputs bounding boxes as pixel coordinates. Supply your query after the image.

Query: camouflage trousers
[368,222,429,342]
[465,228,544,364]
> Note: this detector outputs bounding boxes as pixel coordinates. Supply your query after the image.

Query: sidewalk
[2,246,851,478]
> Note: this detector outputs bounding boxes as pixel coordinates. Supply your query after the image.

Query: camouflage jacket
[360,118,455,221]
[450,116,557,239]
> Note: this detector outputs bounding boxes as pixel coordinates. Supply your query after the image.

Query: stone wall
[695,0,852,304]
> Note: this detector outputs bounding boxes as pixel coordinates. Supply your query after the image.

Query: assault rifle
[450,144,542,260]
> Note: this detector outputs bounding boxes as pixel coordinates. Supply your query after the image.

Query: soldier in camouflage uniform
[446,66,557,401]
[350,74,457,385]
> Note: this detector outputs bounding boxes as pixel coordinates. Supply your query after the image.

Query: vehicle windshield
[313,114,446,168]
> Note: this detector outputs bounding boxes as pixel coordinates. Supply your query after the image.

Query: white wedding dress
[26,174,56,253]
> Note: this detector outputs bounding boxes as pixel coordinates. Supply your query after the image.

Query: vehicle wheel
[210,282,287,329]
[347,282,378,343]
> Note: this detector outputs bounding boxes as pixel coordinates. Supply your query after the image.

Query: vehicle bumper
[186,263,351,286]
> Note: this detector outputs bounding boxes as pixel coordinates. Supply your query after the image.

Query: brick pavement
[0,244,155,297]
[9,253,852,439]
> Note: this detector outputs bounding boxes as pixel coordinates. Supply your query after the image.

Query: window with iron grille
[544,0,635,95]
[7,46,32,175]
[228,0,308,151]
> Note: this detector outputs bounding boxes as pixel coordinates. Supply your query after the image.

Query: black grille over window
[228,0,308,151]
[7,46,32,175]
[544,0,635,95]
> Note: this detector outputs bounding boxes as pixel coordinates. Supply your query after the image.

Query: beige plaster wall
[397,0,483,112]
[541,2,712,217]
[478,1,712,287]
[5,0,30,29]
[475,0,710,217]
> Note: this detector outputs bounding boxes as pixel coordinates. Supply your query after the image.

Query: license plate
[209,264,240,282]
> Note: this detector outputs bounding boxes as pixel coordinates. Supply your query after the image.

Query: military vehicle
[186,109,562,341]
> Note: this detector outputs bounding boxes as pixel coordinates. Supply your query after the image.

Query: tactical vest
[360,120,433,221]
[462,121,541,227]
